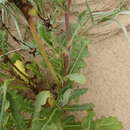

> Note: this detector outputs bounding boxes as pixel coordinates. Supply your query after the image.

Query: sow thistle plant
[0,0,123,130]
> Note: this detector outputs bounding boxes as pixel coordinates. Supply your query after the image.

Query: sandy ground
[73,0,130,130]
[82,31,130,130]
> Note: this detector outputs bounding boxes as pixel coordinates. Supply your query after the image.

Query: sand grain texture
[74,0,130,129]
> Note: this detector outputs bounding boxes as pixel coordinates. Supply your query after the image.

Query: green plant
[0,0,123,130]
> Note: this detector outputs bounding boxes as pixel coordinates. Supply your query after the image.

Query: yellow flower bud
[28,8,36,17]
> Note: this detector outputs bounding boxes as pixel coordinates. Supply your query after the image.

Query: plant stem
[64,0,72,40]
[29,22,60,87]
[63,0,72,75]
[64,124,81,128]
[10,0,60,87]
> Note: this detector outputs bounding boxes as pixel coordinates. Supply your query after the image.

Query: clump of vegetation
[0,0,123,130]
